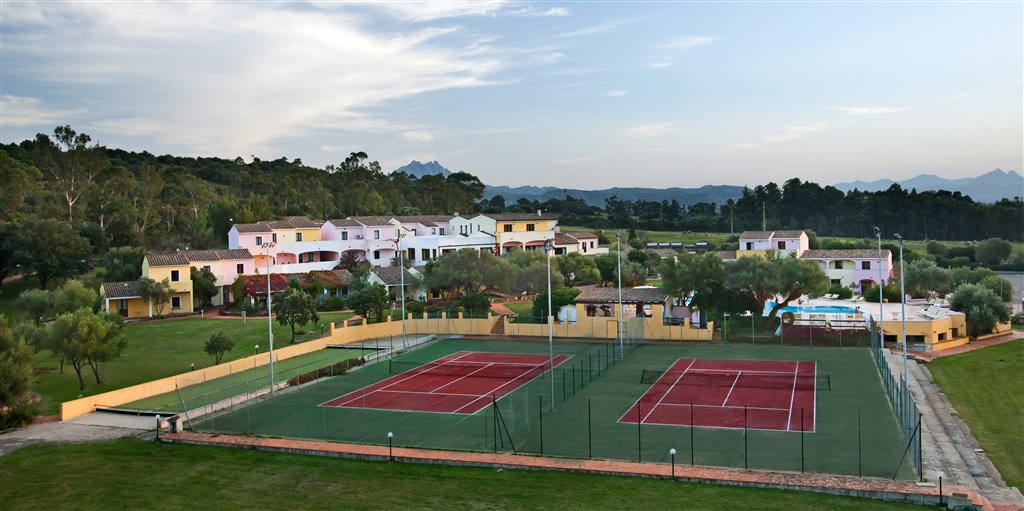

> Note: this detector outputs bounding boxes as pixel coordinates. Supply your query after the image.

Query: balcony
[497,230,554,247]
[257,260,340,275]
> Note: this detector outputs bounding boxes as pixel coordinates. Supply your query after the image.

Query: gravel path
[0,412,157,456]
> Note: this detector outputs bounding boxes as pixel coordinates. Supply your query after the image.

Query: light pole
[396,233,408,351]
[894,234,908,407]
[670,448,676,481]
[616,231,623,358]
[544,238,555,411]
[387,431,394,462]
[263,242,277,397]
[874,227,884,346]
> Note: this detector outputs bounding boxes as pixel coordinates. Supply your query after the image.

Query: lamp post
[723,313,730,342]
[255,344,259,355]
[669,448,676,481]
[894,234,908,407]
[616,231,623,359]
[262,242,277,396]
[396,233,408,351]
[874,227,884,345]
[544,238,555,411]
[155,414,161,440]
[387,432,394,461]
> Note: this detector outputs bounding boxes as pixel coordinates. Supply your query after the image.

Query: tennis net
[389,359,550,379]
[640,368,830,390]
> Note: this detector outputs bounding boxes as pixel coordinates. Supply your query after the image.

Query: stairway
[490,316,506,336]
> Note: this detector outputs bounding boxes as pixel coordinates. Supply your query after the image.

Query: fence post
[690,402,694,466]
[637,400,643,463]
[744,405,748,469]
[538,395,544,456]
[801,407,805,473]
[588,398,593,459]
[858,409,863,477]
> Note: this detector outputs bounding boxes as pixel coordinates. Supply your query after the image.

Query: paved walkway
[161,431,991,509]
[0,412,156,456]
[490,302,517,316]
[912,331,1022,363]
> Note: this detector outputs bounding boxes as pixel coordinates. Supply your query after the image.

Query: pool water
[764,301,861,316]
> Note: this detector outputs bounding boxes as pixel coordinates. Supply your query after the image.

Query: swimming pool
[764,301,861,316]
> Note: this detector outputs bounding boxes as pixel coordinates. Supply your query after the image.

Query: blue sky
[1,1,1021,189]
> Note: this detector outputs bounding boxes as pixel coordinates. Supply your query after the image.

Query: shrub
[827,284,853,300]
[318,296,345,312]
[458,294,491,312]
[406,300,425,315]
[287,357,365,386]
[863,283,902,303]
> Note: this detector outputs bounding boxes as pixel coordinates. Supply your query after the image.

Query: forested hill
[482,184,744,209]
[1,127,1021,266]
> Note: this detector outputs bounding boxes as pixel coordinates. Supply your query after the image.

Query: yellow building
[100,281,150,319]
[140,253,195,315]
[490,212,558,254]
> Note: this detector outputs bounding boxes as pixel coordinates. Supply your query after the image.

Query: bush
[863,283,902,303]
[287,357,366,386]
[827,284,853,299]
[318,296,345,312]
[458,294,491,312]
[406,300,425,315]
[0,399,37,430]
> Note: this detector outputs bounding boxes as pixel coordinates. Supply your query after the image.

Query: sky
[1,1,1021,189]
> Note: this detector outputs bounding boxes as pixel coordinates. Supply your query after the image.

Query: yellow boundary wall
[60,308,714,420]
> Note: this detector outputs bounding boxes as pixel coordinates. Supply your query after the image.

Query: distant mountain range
[833,169,1022,203]
[391,161,1022,206]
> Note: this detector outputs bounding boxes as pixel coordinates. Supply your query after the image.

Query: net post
[637,400,642,463]
[801,407,805,473]
[743,405,748,470]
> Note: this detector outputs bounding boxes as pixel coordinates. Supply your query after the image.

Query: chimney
[454,212,459,217]
[537,209,542,217]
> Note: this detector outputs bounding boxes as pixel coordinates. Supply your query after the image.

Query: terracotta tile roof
[352,216,397,227]
[716,250,737,260]
[240,274,290,296]
[328,218,361,227]
[773,230,806,238]
[574,286,670,304]
[801,249,892,259]
[395,215,454,226]
[739,230,775,240]
[102,281,144,299]
[233,217,322,233]
[283,216,322,228]
[488,212,557,221]
[280,269,354,289]
[233,222,272,233]
[563,231,598,240]
[553,232,579,245]
[178,249,254,262]
[265,220,295,230]
[146,253,190,267]
[370,266,416,287]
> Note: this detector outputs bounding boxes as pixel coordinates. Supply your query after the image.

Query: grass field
[928,340,1024,488]
[193,338,912,479]
[0,439,929,510]
[31,312,353,415]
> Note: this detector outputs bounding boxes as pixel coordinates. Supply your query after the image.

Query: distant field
[0,439,930,511]
[929,340,1024,488]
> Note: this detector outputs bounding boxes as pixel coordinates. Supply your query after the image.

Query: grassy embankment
[0,439,930,511]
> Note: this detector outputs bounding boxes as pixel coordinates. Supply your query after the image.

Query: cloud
[604,90,629,97]
[0,95,85,126]
[554,155,606,165]
[733,143,756,150]
[321,144,354,154]
[936,91,972,101]
[365,1,506,21]
[557,18,638,38]
[625,123,674,137]
[764,122,829,144]
[651,36,716,68]
[830,106,906,116]
[0,3,516,158]
[507,6,570,17]
[403,130,435,142]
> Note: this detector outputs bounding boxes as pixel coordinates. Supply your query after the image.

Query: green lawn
[0,439,928,511]
[0,275,55,321]
[31,312,353,415]
[505,300,542,323]
[928,340,1024,488]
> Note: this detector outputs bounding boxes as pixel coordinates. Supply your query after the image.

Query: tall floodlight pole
[544,239,555,411]
[874,227,884,345]
[616,231,623,359]
[263,242,277,396]
[894,234,908,406]
[397,233,408,350]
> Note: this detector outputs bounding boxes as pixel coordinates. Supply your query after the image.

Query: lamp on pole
[616,231,623,359]
[544,238,555,411]
[874,227,884,346]
[396,233,408,351]
[262,242,277,396]
[893,234,908,405]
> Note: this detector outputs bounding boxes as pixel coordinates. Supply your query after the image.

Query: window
[373,250,380,259]
[255,236,263,245]
[526,224,535,232]
[407,248,414,261]
[341,231,348,241]
[503,224,513,232]
[862,261,871,270]
[555,247,566,255]
[236,263,244,274]
[296,232,303,241]
[422,249,430,261]
[171,296,181,309]
[431,228,436,235]
[272,233,277,242]
[412,229,417,236]
[745,242,753,250]
[590,241,595,248]
[439,228,445,235]
[373,230,380,240]
[777,241,786,249]
[170,270,180,282]
[203,265,211,271]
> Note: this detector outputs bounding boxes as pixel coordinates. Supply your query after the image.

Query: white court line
[641,359,695,424]
[721,371,742,406]
[786,361,799,431]
[616,357,694,423]
[328,352,474,407]
[449,355,570,414]
[429,363,495,393]
[368,389,491,398]
[656,402,789,411]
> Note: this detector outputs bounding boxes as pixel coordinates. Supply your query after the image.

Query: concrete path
[884,349,1024,508]
[0,412,156,456]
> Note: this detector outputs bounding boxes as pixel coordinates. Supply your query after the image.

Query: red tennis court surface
[619,358,817,432]
[322,352,569,415]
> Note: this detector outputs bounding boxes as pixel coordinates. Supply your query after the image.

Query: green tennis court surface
[190,338,914,479]
[107,347,375,414]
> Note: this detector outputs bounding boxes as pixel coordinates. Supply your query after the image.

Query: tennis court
[619,358,817,432]
[324,352,570,414]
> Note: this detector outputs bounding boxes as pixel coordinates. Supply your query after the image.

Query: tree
[275,288,320,343]
[0,150,41,218]
[974,238,1012,267]
[204,331,234,364]
[0,315,35,426]
[902,260,952,298]
[338,251,363,273]
[950,284,1010,338]
[658,253,725,313]
[13,218,91,289]
[510,262,559,295]
[17,289,54,326]
[138,277,173,316]
[619,261,648,287]
[553,252,600,287]
[0,222,17,287]
[724,254,828,320]
[427,249,513,297]
[766,256,829,318]
[594,253,618,287]
[532,288,582,320]
[348,283,390,323]
[191,267,219,308]
[97,246,146,283]
[31,126,109,224]
[47,309,126,389]
[52,280,97,315]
